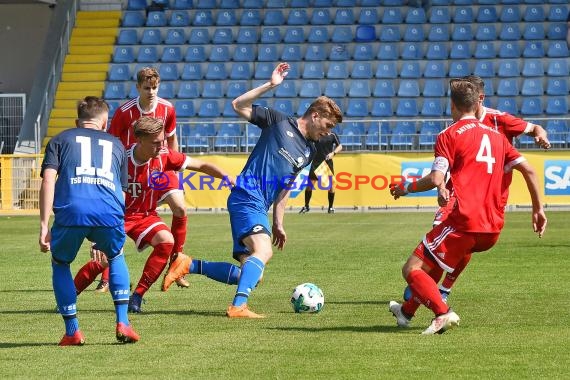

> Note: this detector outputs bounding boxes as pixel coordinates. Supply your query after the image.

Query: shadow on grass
[0,342,55,348]
[326,300,391,306]
[0,289,53,293]
[267,325,423,333]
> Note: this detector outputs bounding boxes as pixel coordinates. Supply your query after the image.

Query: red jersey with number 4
[124,144,189,214]
[434,117,524,233]
[108,97,177,148]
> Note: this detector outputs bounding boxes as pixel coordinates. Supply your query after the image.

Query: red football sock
[170,215,187,254]
[134,242,174,296]
[441,253,472,290]
[74,261,106,295]
[101,266,110,282]
[403,266,444,317]
[407,270,449,316]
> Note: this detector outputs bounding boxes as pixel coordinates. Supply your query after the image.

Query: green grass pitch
[0,212,568,379]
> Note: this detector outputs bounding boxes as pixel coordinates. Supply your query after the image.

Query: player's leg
[299,172,317,213]
[50,224,86,345]
[439,253,472,301]
[162,254,241,291]
[327,161,335,213]
[74,259,107,295]
[95,265,110,293]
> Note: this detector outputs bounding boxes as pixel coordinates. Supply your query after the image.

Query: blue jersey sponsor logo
[545,160,570,195]
[401,162,437,197]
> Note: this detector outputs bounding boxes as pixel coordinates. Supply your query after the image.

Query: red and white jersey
[479,107,532,144]
[434,116,525,233]
[124,144,190,214]
[109,97,177,148]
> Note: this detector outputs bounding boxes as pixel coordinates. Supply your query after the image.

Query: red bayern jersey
[124,144,189,214]
[108,97,177,148]
[434,117,524,233]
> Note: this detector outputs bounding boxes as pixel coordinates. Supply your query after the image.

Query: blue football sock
[232,256,264,307]
[190,259,240,285]
[52,261,79,335]
[108,253,130,325]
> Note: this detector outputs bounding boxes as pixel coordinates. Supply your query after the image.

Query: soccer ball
[290,283,324,313]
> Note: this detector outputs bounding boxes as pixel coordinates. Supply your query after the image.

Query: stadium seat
[355,25,376,43]
[401,43,423,60]
[299,81,322,98]
[545,119,568,144]
[500,5,521,22]
[284,62,300,79]
[181,63,202,80]
[334,9,355,25]
[257,45,279,62]
[475,25,497,41]
[267,0,286,7]
[216,9,237,26]
[419,121,442,148]
[351,62,373,79]
[117,29,138,45]
[195,0,217,8]
[452,25,473,41]
[161,47,183,63]
[403,25,425,42]
[547,59,570,76]
[339,123,364,150]
[190,28,211,44]
[311,9,331,25]
[241,124,261,150]
[184,46,206,62]
[122,11,145,27]
[127,0,146,10]
[331,27,352,43]
[157,82,175,99]
[137,46,159,63]
[380,26,401,42]
[327,62,349,79]
[524,6,545,22]
[170,10,191,27]
[283,27,305,44]
[547,24,566,40]
[346,99,369,117]
[520,97,543,115]
[227,62,250,80]
[382,8,403,24]
[499,42,521,58]
[113,47,135,63]
[303,62,325,79]
[546,78,569,96]
[375,62,398,78]
[205,63,228,80]
[423,79,446,97]
[391,121,416,149]
[547,42,569,58]
[450,42,471,59]
[546,96,569,115]
[496,97,518,114]
[424,62,446,78]
[177,81,200,98]
[428,25,450,41]
[523,41,545,58]
[396,99,419,117]
[372,80,395,97]
[429,7,451,23]
[421,98,444,116]
[209,46,230,62]
[307,27,329,43]
[127,82,139,99]
[358,8,379,24]
[140,28,161,45]
[305,45,327,61]
[426,43,448,60]
[324,81,346,98]
[202,82,223,98]
[274,81,297,98]
[104,82,126,99]
[365,122,390,150]
[453,7,474,23]
[353,44,375,60]
[221,0,240,8]
[193,10,214,26]
[280,45,302,61]
[476,6,498,22]
[236,28,258,44]
[287,9,309,25]
[108,64,130,81]
[497,60,520,77]
[241,10,262,26]
[377,43,398,60]
[482,77,495,96]
[175,100,196,118]
[522,59,544,77]
[146,11,167,27]
[521,78,544,96]
[296,99,312,116]
[497,78,519,96]
[214,123,241,151]
[405,7,426,23]
[499,24,521,40]
[523,24,545,40]
[400,62,421,79]
[473,60,495,77]
[370,98,393,117]
[233,45,255,62]
[261,27,281,43]
[548,5,569,22]
[164,29,185,45]
[173,0,193,8]
[449,61,471,77]
[474,41,496,58]
[348,80,371,97]
[159,63,179,81]
[197,99,220,118]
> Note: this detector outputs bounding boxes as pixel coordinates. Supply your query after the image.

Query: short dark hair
[449,79,479,113]
[77,96,109,120]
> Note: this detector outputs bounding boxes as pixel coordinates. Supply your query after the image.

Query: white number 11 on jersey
[75,136,114,181]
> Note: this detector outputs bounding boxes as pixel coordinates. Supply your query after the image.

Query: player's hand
[389,182,408,200]
[272,224,287,250]
[325,152,335,161]
[534,134,551,150]
[532,209,547,238]
[39,226,51,253]
[90,244,108,264]
[437,187,450,207]
[226,175,237,188]
[271,62,290,86]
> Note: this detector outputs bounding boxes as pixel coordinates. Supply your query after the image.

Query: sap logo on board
[545,160,570,195]
[401,162,437,197]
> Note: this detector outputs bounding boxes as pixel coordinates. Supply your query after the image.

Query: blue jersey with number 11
[41,128,127,227]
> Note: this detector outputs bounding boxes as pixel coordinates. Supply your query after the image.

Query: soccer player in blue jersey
[39,96,139,345]
[216,62,342,318]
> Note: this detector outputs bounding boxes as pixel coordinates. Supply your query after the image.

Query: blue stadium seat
[548,5,569,22]
[299,81,322,98]
[449,60,471,77]
[308,27,329,43]
[400,62,421,79]
[280,45,302,61]
[284,62,300,79]
[190,28,210,44]
[214,123,241,150]
[523,41,545,58]
[181,63,202,80]
[522,59,544,77]
[391,121,416,148]
[499,42,521,58]
[396,99,419,116]
[428,25,450,41]
[175,100,196,118]
[500,5,521,22]
[241,10,262,26]
[351,62,373,79]
[405,7,426,23]
[104,82,126,99]
[275,81,297,98]
[499,24,521,40]
[220,0,240,8]
[474,60,495,77]
[170,10,191,27]
[177,81,200,98]
[159,63,179,81]
[424,62,446,78]
[267,0,286,7]
[313,0,333,6]
[233,45,255,61]
[546,78,569,96]
[403,25,425,42]
[521,78,543,96]
[380,26,401,42]
[216,9,237,26]
[283,27,305,44]
[497,78,519,96]
[198,99,221,117]
[327,62,349,79]
[523,24,545,40]
[497,60,520,77]
[474,41,496,58]
[128,82,139,99]
[331,27,352,43]
[547,24,566,40]
[161,47,183,62]
[475,25,497,41]
[496,97,518,114]
[377,43,398,60]
[353,44,375,60]
[356,25,376,43]
[287,9,308,25]
[423,79,446,97]
[373,80,395,97]
[375,62,398,78]
[324,81,346,97]
[358,8,379,24]
[209,46,230,62]
[336,0,357,5]
[296,99,312,116]
[339,123,364,150]
[421,98,444,116]
[419,121,443,148]
[140,28,161,45]
[261,27,281,43]
[158,82,175,99]
[401,43,423,60]
[426,42,448,60]
[524,5,545,22]
[365,122,390,149]
[203,63,227,80]
[122,11,145,27]
[311,9,331,25]
[547,59,570,76]
[382,8,403,23]
[164,29,185,45]
[257,45,279,62]
[117,29,138,45]
[195,0,217,8]
[370,98,393,117]
[477,6,498,22]
[137,46,159,63]
[236,28,258,44]
[113,47,135,63]
[202,82,223,98]
[184,123,213,151]
[545,119,568,144]
[482,78,494,96]
[334,9,355,25]
[108,64,130,81]
[346,99,369,117]
[547,42,569,58]
[397,80,420,97]
[450,42,471,59]
[520,97,543,115]
[453,7,474,23]
[228,63,250,81]
[127,0,146,10]
[224,81,246,98]
[146,11,167,27]
[173,0,193,9]
[452,25,473,41]
[193,10,214,26]
[305,45,326,61]
[241,124,261,149]
[303,62,325,79]
[546,96,569,115]
[348,80,371,97]
[184,46,206,62]
[429,7,451,23]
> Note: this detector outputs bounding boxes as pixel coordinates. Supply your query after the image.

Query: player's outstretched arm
[39,168,57,253]
[513,161,547,237]
[271,188,290,250]
[185,158,236,186]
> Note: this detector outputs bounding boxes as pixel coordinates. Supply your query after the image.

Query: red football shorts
[432,195,456,226]
[414,221,500,273]
[125,213,169,251]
